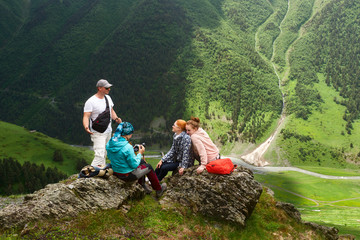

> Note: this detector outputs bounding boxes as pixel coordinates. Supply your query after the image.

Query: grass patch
[285,75,359,151]
[254,171,360,238]
[276,75,360,170]
[301,206,360,238]
[0,121,93,175]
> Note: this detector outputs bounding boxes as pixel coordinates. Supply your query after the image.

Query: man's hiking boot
[156,183,167,198]
[141,183,152,194]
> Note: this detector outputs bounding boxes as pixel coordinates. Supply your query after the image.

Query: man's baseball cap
[96,79,113,88]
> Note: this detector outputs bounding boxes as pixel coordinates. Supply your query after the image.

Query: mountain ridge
[0,0,282,147]
[1,0,360,170]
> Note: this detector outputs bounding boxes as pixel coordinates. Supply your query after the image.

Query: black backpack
[78,163,113,179]
[91,96,111,133]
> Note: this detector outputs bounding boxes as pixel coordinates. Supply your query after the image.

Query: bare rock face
[0,175,144,229]
[161,165,263,227]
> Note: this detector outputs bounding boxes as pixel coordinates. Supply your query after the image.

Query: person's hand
[156,160,163,169]
[179,168,185,175]
[84,127,93,135]
[196,166,205,174]
[138,145,145,155]
[115,117,122,124]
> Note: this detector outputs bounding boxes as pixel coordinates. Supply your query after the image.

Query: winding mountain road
[228,156,360,180]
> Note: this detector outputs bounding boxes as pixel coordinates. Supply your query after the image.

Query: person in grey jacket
[155,119,194,181]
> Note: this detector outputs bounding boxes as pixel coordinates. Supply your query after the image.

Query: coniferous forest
[1,0,360,170]
[0,158,67,195]
[0,0,282,146]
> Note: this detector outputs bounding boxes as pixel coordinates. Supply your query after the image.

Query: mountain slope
[265,0,360,169]
[0,120,92,175]
[0,0,282,147]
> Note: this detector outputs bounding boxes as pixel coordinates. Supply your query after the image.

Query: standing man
[83,79,122,166]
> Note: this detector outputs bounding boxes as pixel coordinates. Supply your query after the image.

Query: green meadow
[286,74,360,153]
[0,121,93,175]
[255,171,360,238]
[267,74,360,171]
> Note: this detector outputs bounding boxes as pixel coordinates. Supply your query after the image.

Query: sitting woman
[155,119,194,181]
[186,117,220,174]
[106,122,167,197]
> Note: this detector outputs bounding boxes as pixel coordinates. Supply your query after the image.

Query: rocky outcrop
[161,165,263,227]
[303,222,339,240]
[0,175,144,229]
[276,202,340,240]
[0,165,343,240]
[0,166,262,229]
[276,202,302,222]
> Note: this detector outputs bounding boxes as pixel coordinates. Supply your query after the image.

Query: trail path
[228,156,360,180]
[228,156,360,207]
[266,183,320,206]
[263,183,360,207]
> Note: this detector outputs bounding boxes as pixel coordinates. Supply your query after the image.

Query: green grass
[256,0,288,60]
[272,0,314,68]
[301,206,360,238]
[254,171,360,238]
[300,166,360,177]
[270,74,360,170]
[285,75,356,150]
[0,121,93,175]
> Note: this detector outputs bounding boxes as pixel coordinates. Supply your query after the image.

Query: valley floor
[233,156,360,239]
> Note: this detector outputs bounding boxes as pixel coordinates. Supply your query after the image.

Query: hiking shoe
[156,183,167,198]
[141,183,152,194]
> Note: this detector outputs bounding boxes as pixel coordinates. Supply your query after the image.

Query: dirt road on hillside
[228,156,360,179]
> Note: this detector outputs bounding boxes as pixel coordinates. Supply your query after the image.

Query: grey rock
[161,165,263,227]
[275,198,340,240]
[0,175,144,229]
[304,221,339,240]
[338,234,356,240]
[276,201,302,222]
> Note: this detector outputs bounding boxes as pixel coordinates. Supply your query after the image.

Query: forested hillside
[262,0,360,169]
[1,0,360,170]
[0,0,282,147]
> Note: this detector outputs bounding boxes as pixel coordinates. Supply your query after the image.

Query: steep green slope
[0,121,93,176]
[267,0,360,169]
[0,0,29,47]
[0,0,282,148]
[256,0,288,60]
[0,0,137,144]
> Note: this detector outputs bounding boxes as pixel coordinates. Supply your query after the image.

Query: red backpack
[206,158,237,175]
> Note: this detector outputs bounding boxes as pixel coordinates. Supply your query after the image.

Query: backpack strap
[104,95,109,110]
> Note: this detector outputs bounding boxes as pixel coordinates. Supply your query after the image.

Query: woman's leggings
[113,163,161,191]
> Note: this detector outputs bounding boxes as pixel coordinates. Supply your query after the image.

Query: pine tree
[53,150,64,162]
